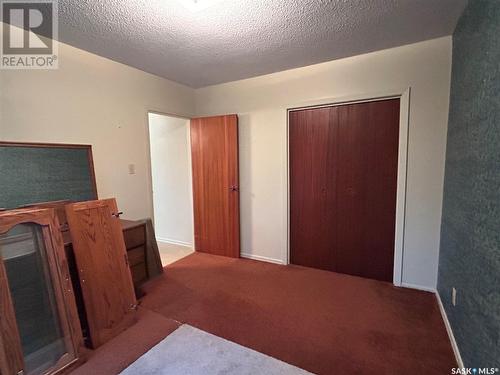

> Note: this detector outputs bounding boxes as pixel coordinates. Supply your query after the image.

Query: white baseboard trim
[241,253,285,265]
[401,282,436,293]
[436,291,464,368]
[156,237,192,248]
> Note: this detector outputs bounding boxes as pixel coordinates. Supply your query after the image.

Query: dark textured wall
[438,0,500,367]
[0,146,96,209]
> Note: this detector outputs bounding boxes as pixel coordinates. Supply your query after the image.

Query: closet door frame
[0,208,84,375]
[285,88,411,286]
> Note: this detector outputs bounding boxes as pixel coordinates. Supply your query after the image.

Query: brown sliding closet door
[290,99,400,282]
[190,114,240,258]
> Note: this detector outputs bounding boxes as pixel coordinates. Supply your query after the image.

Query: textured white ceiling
[58,0,467,88]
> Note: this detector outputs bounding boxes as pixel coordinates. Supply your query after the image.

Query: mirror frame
[0,208,84,375]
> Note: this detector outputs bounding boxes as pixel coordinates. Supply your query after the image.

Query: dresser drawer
[127,246,145,267]
[123,225,145,249]
[131,263,147,284]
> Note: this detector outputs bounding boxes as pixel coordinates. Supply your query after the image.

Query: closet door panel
[289,107,338,271]
[289,99,400,282]
[65,199,137,348]
[335,100,399,281]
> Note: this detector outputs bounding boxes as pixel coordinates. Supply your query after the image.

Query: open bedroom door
[190,114,240,258]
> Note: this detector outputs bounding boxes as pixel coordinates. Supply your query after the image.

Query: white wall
[0,32,452,289]
[0,37,195,220]
[148,113,193,246]
[195,36,453,290]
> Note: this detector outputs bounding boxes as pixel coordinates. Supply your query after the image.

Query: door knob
[112,211,123,218]
[229,185,239,192]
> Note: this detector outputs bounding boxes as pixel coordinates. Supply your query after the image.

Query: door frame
[145,110,194,247]
[285,88,411,286]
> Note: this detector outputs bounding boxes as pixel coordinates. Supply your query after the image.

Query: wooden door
[0,208,84,375]
[65,199,137,348]
[290,99,400,282]
[190,115,240,258]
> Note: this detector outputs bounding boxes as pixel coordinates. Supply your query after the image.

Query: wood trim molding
[0,141,92,149]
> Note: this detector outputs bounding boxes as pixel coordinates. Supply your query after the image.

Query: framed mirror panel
[0,208,84,375]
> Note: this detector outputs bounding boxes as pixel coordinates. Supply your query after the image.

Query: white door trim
[284,87,411,286]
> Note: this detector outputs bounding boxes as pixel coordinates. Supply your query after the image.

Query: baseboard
[240,253,285,265]
[436,291,464,368]
[156,237,192,248]
[401,282,436,293]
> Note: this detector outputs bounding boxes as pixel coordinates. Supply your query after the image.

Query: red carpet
[72,308,179,375]
[139,252,456,375]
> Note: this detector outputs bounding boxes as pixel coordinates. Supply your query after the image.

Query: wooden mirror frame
[0,208,84,375]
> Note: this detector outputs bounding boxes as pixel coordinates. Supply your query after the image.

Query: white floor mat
[120,324,312,375]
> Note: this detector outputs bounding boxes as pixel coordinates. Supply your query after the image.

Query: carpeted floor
[120,324,312,374]
[72,309,180,375]
[140,252,456,375]
[75,252,456,374]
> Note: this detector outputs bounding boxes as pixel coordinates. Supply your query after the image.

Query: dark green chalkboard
[0,142,98,209]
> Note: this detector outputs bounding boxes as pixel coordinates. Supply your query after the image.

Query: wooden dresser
[121,219,149,286]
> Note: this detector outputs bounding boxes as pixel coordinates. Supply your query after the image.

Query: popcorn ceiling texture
[438,0,500,368]
[58,0,466,87]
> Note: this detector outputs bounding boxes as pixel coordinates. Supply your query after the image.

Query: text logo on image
[1,0,58,69]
